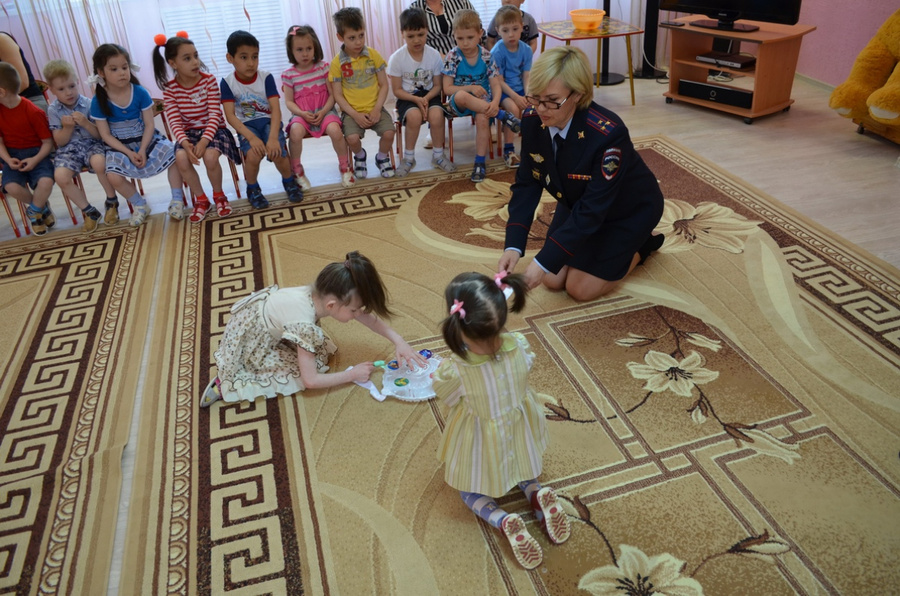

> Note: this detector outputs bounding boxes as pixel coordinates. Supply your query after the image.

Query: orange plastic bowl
[570,9,605,30]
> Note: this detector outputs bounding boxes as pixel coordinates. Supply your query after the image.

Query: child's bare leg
[473,113,491,156]
[31,177,54,208]
[90,154,117,198]
[288,125,306,176]
[4,182,34,206]
[404,109,424,152]
[346,133,363,156]
[107,172,138,199]
[273,154,293,179]
[326,122,349,159]
[175,151,204,196]
[378,128,394,156]
[54,167,88,209]
[427,107,446,149]
[243,152,262,184]
[203,148,224,194]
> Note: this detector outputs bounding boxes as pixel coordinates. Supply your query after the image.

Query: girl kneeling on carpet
[434,271,571,570]
[201,251,427,406]
[153,32,242,222]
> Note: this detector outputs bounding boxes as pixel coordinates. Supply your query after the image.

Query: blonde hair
[452,8,482,33]
[528,46,594,110]
[42,59,76,84]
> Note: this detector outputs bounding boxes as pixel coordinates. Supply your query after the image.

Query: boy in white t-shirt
[387,7,456,177]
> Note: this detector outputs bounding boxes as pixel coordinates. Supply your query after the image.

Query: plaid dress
[434,332,549,497]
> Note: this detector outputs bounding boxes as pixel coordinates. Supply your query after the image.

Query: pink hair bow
[450,299,466,319]
[290,26,301,36]
[494,270,508,289]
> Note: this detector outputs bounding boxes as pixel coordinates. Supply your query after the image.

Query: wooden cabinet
[663,15,816,123]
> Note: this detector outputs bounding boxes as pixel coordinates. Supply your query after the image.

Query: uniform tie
[554,133,565,170]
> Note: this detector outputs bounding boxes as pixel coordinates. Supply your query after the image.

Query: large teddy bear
[829,8,900,127]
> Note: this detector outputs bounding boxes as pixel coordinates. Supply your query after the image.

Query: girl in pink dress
[282,25,353,189]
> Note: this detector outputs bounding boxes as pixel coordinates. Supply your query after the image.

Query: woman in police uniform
[498,47,664,301]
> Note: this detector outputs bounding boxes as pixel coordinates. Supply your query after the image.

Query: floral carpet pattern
[16,135,895,594]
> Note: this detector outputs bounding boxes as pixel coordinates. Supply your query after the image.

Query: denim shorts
[1,146,54,191]
[448,94,477,118]
[238,118,287,160]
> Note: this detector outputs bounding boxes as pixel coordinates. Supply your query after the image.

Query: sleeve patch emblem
[602,148,622,181]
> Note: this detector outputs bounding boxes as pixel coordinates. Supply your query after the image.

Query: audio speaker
[678,79,753,109]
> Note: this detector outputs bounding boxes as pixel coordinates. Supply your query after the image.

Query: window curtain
[1,0,640,100]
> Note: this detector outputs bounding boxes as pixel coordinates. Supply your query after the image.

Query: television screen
[658,0,802,31]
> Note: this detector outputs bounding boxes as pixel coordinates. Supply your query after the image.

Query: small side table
[538,18,643,105]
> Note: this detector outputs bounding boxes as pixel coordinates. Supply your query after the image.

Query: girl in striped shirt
[282,25,353,188]
[153,32,242,222]
[434,271,571,570]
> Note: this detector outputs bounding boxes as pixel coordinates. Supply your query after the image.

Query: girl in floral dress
[434,271,571,570]
[201,251,426,406]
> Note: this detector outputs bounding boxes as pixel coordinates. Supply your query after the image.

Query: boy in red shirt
[0,62,56,235]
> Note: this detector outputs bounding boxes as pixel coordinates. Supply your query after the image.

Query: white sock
[403,149,415,163]
[432,148,444,159]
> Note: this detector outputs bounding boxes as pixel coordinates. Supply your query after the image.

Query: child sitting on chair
[0,62,57,235]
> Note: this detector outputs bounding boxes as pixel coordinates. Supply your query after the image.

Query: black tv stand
[690,18,759,32]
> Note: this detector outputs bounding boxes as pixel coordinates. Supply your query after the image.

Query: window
[160,0,289,81]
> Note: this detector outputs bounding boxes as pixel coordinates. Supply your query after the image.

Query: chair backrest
[34,79,50,102]
[151,97,175,140]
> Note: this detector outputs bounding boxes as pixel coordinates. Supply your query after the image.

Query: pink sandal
[214,196,232,217]
[189,200,210,223]
[501,513,543,570]
[535,487,571,545]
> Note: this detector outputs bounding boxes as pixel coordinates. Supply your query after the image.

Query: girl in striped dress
[434,271,571,570]
[282,25,353,188]
[153,32,242,222]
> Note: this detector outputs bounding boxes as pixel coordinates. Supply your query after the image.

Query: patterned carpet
[3,136,898,595]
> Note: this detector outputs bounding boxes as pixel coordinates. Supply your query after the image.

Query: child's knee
[89,153,106,170]
[289,126,305,143]
[203,149,221,167]
[35,176,54,191]
[54,168,75,185]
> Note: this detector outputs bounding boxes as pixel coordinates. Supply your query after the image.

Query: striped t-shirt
[162,72,224,144]
[281,61,331,113]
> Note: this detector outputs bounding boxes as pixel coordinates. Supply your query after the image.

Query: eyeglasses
[525,92,574,110]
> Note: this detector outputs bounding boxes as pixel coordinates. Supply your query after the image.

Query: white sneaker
[423,133,433,149]
[129,204,151,227]
[295,174,312,191]
[341,170,355,187]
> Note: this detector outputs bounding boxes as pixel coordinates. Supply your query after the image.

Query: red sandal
[214,195,232,217]
[189,200,210,223]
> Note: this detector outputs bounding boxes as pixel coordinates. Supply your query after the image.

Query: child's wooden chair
[0,177,29,237]
[394,94,457,163]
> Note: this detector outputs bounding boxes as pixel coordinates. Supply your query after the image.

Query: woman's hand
[523,260,545,289]
[396,341,428,370]
[498,249,521,273]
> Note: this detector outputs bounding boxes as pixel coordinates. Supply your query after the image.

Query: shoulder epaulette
[523,105,538,118]
[587,106,617,135]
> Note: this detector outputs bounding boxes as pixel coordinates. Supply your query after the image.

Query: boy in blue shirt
[485,0,539,53]
[491,5,533,168]
[442,9,521,183]
[221,30,303,208]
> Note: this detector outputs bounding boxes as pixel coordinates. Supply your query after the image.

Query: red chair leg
[229,159,242,198]
[1,193,22,238]
[17,201,31,235]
